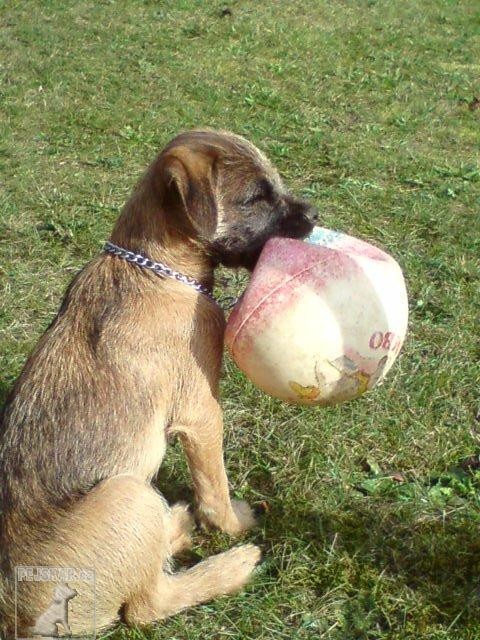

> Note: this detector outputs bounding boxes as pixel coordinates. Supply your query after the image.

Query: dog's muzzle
[279,202,319,239]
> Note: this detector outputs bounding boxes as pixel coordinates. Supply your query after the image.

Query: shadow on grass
[298,499,480,629]
[154,461,194,506]
[146,447,480,633]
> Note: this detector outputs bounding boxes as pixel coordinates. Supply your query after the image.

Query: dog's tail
[125,543,261,624]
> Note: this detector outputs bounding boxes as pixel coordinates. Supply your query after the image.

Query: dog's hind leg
[14,476,175,637]
[14,476,259,636]
[124,543,261,624]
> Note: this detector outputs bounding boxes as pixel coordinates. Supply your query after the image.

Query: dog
[0,129,317,637]
[31,583,77,638]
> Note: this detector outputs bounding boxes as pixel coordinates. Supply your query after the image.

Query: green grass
[1,1,480,638]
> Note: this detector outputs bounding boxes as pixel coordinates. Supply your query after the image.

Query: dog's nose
[305,205,319,223]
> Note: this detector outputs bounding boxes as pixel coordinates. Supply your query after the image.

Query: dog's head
[154,130,318,270]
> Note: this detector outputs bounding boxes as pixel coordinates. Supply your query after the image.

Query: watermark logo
[15,567,96,639]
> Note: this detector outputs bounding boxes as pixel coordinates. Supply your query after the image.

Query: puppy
[0,129,317,637]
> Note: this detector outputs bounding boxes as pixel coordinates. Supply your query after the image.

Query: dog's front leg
[178,403,256,536]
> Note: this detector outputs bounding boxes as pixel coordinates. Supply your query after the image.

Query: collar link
[103,241,216,302]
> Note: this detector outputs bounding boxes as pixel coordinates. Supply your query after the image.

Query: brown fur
[0,129,317,637]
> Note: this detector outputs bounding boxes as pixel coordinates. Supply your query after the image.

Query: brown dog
[0,129,317,637]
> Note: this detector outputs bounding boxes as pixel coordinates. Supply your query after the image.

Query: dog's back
[0,253,190,511]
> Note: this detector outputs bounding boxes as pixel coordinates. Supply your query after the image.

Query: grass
[1,0,479,638]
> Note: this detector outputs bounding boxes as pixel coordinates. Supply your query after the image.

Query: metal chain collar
[103,241,217,302]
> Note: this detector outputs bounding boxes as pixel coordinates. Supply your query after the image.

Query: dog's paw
[217,543,262,590]
[228,499,257,535]
[197,500,257,536]
[196,499,257,536]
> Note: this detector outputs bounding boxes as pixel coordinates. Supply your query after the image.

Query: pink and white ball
[225,227,408,405]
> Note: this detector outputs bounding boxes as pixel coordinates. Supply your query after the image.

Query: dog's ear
[158,146,218,239]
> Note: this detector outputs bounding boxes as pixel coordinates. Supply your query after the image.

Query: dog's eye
[242,180,274,206]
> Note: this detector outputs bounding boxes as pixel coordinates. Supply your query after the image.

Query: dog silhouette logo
[31,583,78,637]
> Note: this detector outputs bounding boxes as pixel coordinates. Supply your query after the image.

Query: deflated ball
[225,227,408,405]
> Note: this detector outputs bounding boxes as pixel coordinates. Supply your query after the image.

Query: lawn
[1,0,479,638]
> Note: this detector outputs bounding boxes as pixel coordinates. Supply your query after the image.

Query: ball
[225,227,408,405]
